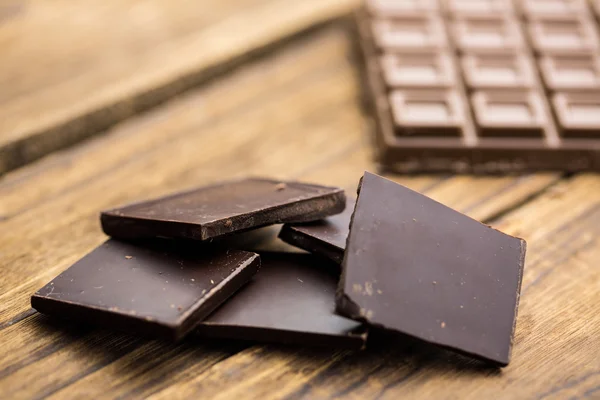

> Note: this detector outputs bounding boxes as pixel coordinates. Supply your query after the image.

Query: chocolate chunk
[101,178,345,241]
[196,253,367,349]
[279,199,355,264]
[336,172,526,366]
[357,2,600,173]
[31,240,260,340]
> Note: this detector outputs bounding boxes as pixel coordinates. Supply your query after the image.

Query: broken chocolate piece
[336,172,526,366]
[279,199,355,264]
[31,240,260,341]
[101,178,346,241]
[196,253,367,349]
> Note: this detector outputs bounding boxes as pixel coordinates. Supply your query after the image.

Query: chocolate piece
[196,253,367,349]
[553,92,600,137]
[357,1,600,173]
[446,0,515,16]
[389,89,466,137]
[279,199,355,264]
[101,178,345,241]
[527,16,599,54]
[380,52,455,88]
[337,172,526,366]
[31,240,260,340]
[539,53,600,90]
[520,0,588,18]
[367,0,439,16]
[371,15,447,51]
[451,15,524,53]
[462,53,536,89]
[471,90,548,137]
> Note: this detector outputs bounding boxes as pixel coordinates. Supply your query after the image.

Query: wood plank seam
[0,16,350,176]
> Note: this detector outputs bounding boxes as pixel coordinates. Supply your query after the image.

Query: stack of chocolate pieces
[358,0,600,173]
[33,173,526,366]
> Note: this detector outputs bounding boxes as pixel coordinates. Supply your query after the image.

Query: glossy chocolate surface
[197,253,367,348]
[101,178,346,241]
[32,240,260,340]
[337,172,526,366]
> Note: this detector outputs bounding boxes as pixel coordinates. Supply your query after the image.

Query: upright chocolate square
[101,178,345,241]
[337,172,526,366]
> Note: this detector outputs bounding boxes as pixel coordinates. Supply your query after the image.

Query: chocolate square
[539,53,600,90]
[520,0,588,18]
[528,16,600,54]
[389,89,466,136]
[380,52,456,88]
[472,90,548,137]
[451,15,524,52]
[553,92,600,137]
[367,0,439,16]
[371,15,447,50]
[101,178,345,242]
[445,0,515,16]
[462,52,536,89]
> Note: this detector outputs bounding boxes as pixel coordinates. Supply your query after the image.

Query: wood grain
[1,22,596,400]
[0,0,357,174]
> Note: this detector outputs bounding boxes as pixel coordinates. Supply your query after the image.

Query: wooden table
[1,2,599,399]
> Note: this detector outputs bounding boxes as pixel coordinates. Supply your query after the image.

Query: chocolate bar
[336,172,526,366]
[358,0,600,173]
[101,178,346,241]
[197,253,367,348]
[31,240,260,340]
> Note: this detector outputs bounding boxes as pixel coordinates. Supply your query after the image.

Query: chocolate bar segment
[519,0,588,18]
[445,0,515,16]
[380,52,456,88]
[197,253,367,348]
[539,53,600,90]
[451,15,524,53]
[527,15,599,54]
[101,178,345,241]
[371,15,447,51]
[390,89,466,137]
[553,92,600,137]
[337,172,526,366]
[279,199,355,264]
[357,0,600,172]
[32,240,260,341]
[471,90,548,137]
[462,53,536,89]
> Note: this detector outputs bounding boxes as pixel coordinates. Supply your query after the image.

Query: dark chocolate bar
[278,199,355,264]
[358,0,600,173]
[32,240,260,341]
[101,178,346,241]
[196,253,367,349]
[337,172,526,366]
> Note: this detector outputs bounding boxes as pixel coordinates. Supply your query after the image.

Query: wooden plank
[0,26,569,399]
[0,0,357,174]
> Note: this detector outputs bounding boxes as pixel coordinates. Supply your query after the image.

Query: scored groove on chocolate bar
[358,0,600,173]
